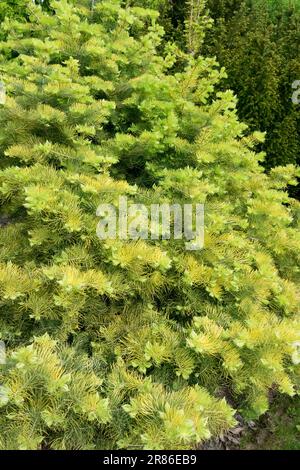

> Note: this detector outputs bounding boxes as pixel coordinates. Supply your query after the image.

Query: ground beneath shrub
[199,396,300,450]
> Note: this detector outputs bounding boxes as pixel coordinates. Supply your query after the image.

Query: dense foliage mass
[204,0,300,172]
[0,0,299,450]
[159,0,300,194]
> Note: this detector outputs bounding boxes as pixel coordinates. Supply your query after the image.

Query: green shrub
[0,0,299,449]
[159,1,300,194]
[0,0,30,23]
[204,0,300,196]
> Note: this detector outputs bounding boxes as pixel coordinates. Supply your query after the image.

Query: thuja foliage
[203,0,300,184]
[161,0,300,194]
[0,0,299,450]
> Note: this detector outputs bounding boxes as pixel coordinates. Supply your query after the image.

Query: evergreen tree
[204,0,300,195]
[162,0,300,196]
[0,0,299,449]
